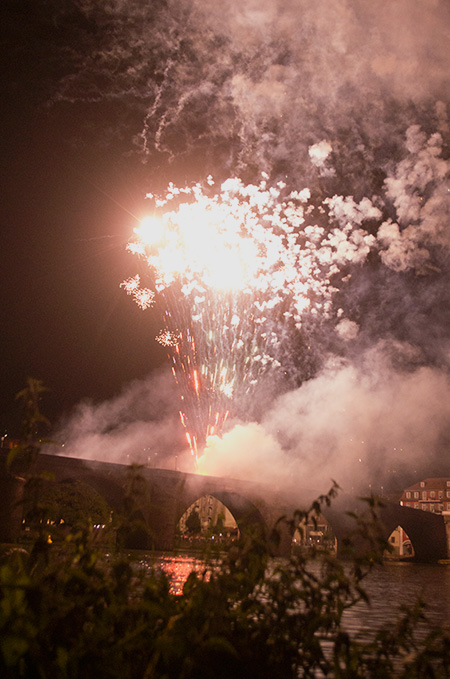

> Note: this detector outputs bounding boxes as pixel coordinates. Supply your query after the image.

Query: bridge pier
[0,472,25,543]
[143,474,186,551]
[442,512,450,561]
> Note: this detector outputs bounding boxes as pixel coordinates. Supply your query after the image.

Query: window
[406,491,411,498]
[421,503,427,511]
[414,503,419,509]
[446,491,450,498]
[422,491,427,500]
[447,503,450,511]
[420,481,425,488]
[447,481,450,487]
[414,491,419,499]
[439,491,443,499]
[430,491,436,498]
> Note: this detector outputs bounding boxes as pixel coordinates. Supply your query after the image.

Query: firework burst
[123,175,376,461]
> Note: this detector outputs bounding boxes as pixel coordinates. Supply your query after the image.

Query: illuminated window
[414,491,419,499]
[406,491,411,498]
[422,491,427,500]
[430,491,436,498]
[421,503,427,510]
[420,481,425,487]
[446,491,450,498]
[414,503,419,509]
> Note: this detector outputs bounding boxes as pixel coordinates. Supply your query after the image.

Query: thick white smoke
[198,342,450,493]
[50,371,191,471]
[378,126,450,273]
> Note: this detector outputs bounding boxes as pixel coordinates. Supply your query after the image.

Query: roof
[402,477,450,492]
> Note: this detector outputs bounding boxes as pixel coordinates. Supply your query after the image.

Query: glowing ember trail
[122,175,376,462]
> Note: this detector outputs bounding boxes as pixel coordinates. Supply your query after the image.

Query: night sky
[1,2,169,433]
[1,1,449,490]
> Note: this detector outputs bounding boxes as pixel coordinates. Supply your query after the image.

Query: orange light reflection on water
[153,555,210,595]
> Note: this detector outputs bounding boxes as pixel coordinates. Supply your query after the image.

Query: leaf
[6,444,23,468]
[0,635,29,667]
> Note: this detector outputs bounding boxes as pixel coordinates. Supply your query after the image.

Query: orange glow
[193,370,200,395]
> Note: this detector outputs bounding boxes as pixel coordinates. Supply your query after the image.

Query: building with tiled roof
[399,477,450,514]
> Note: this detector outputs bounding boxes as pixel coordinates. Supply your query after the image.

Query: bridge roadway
[24,453,448,563]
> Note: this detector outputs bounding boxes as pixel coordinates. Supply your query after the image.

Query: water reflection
[137,553,450,635]
[136,553,210,595]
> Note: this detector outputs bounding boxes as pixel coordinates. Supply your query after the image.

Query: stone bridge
[4,453,449,562]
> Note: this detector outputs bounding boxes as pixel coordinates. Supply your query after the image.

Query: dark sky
[0,2,169,433]
[1,0,449,489]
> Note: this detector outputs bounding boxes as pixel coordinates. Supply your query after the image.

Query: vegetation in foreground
[1,490,450,679]
[1,379,449,678]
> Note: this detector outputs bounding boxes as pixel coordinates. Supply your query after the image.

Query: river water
[136,553,450,636]
[343,561,450,635]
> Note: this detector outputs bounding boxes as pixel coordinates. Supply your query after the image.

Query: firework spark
[124,174,377,461]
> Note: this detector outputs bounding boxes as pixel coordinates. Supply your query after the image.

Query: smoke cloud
[48,0,450,492]
[56,0,450,180]
[199,343,450,493]
[50,371,191,471]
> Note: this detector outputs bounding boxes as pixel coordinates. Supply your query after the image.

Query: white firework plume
[123,173,378,459]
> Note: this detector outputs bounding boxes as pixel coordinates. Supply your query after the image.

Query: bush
[23,479,111,531]
[1,489,449,678]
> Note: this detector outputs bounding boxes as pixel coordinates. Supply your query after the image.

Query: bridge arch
[33,464,156,550]
[385,524,414,558]
[176,489,267,542]
[51,472,126,515]
[377,504,447,563]
[321,497,448,563]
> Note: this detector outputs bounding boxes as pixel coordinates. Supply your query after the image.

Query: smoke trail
[55,1,450,182]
